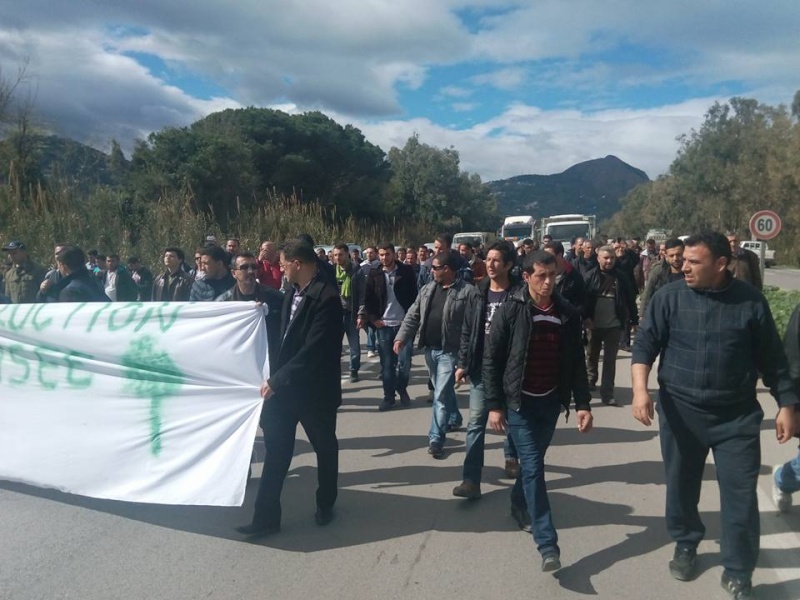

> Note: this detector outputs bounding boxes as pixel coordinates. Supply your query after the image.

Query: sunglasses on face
[431,264,447,271]
[237,264,259,271]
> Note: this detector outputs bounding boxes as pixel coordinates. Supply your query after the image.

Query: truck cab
[740,240,776,267]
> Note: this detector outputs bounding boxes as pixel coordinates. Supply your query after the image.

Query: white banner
[0,302,269,506]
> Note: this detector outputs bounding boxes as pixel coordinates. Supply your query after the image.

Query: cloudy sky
[1,1,798,181]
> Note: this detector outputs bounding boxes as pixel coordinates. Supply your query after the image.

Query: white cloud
[470,66,527,91]
[0,0,797,182]
[439,85,473,98]
[451,102,479,112]
[350,97,717,181]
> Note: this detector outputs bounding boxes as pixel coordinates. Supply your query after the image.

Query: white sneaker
[367,350,377,358]
[772,464,792,513]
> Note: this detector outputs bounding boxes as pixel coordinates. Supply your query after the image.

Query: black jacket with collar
[363,261,418,323]
[584,265,639,326]
[459,276,522,377]
[268,276,343,409]
[482,287,591,415]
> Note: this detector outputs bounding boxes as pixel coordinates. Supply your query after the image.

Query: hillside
[0,134,119,190]
[487,155,649,221]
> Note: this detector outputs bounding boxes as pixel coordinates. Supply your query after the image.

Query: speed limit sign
[749,210,781,240]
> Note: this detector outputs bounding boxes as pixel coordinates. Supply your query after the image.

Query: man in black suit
[237,240,343,537]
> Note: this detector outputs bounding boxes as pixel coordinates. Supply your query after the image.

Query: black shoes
[446,423,462,433]
[349,371,359,383]
[235,522,281,538]
[541,552,561,572]
[378,399,395,412]
[504,458,520,479]
[428,443,445,459]
[398,390,412,407]
[601,398,619,407]
[452,480,482,499]
[511,504,532,533]
[669,546,697,581]
[315,506,334,526]
[721,572,753,599]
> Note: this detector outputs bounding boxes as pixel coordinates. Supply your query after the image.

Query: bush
[764,286,800,339]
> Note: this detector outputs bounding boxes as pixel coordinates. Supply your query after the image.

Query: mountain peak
[487,156,649,221]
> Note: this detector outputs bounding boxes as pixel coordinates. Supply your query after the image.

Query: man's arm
[393,290,423,351]
[631,363,654,426]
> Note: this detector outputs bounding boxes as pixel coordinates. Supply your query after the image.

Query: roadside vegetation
[603,92,800,266]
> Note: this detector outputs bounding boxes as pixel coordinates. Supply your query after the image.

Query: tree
[609,92,800,264]
[386,134,497,231]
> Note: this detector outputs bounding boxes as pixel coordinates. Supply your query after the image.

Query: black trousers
[657,389,763,579]
[250,398,339,527]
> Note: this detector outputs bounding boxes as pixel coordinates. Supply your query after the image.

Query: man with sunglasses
[218,253,283,368]
[394,251,482,459]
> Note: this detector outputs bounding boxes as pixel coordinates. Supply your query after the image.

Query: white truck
[540,214,597,244]
[740,240,776,267]
[500,216,537,244]
[453,231,498,251]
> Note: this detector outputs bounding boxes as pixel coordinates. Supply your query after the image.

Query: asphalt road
[765,267,800,292]
[1,344,798,600]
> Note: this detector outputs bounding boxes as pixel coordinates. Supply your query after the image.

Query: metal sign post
[748,210,781,283]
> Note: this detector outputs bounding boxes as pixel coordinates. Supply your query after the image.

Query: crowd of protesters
[2,228,798,599]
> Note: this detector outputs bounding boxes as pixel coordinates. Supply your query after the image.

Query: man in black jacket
[632,231,797,598]
[584,245,638,406]
[361,242,418,410]
[190,246,235,301]
[452,241,519,499]
[152,247,194,302]
[236,240,343,536]
[483,250,592,573]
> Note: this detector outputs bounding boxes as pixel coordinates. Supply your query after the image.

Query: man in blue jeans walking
[483,250,593,573]
[452,240,519,500]
[361,243,417,411]
[395,251,482,459]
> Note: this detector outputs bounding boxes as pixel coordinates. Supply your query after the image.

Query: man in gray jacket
[394,251,482,459]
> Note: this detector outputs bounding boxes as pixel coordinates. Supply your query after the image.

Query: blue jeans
[504,434,518,460]
[343,312,360,373]
[376,325,411,402]
[425,348,462,444]
[366,325,377,352]
[508,392,562,557]
[775,448,800,494]
[463,374,487,483]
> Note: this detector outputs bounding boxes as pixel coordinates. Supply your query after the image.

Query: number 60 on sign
[749,210,781,240]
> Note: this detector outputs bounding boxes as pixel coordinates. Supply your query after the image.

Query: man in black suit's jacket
[237,240,343,536]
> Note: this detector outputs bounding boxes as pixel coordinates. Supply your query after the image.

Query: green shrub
[764,286,800,339]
